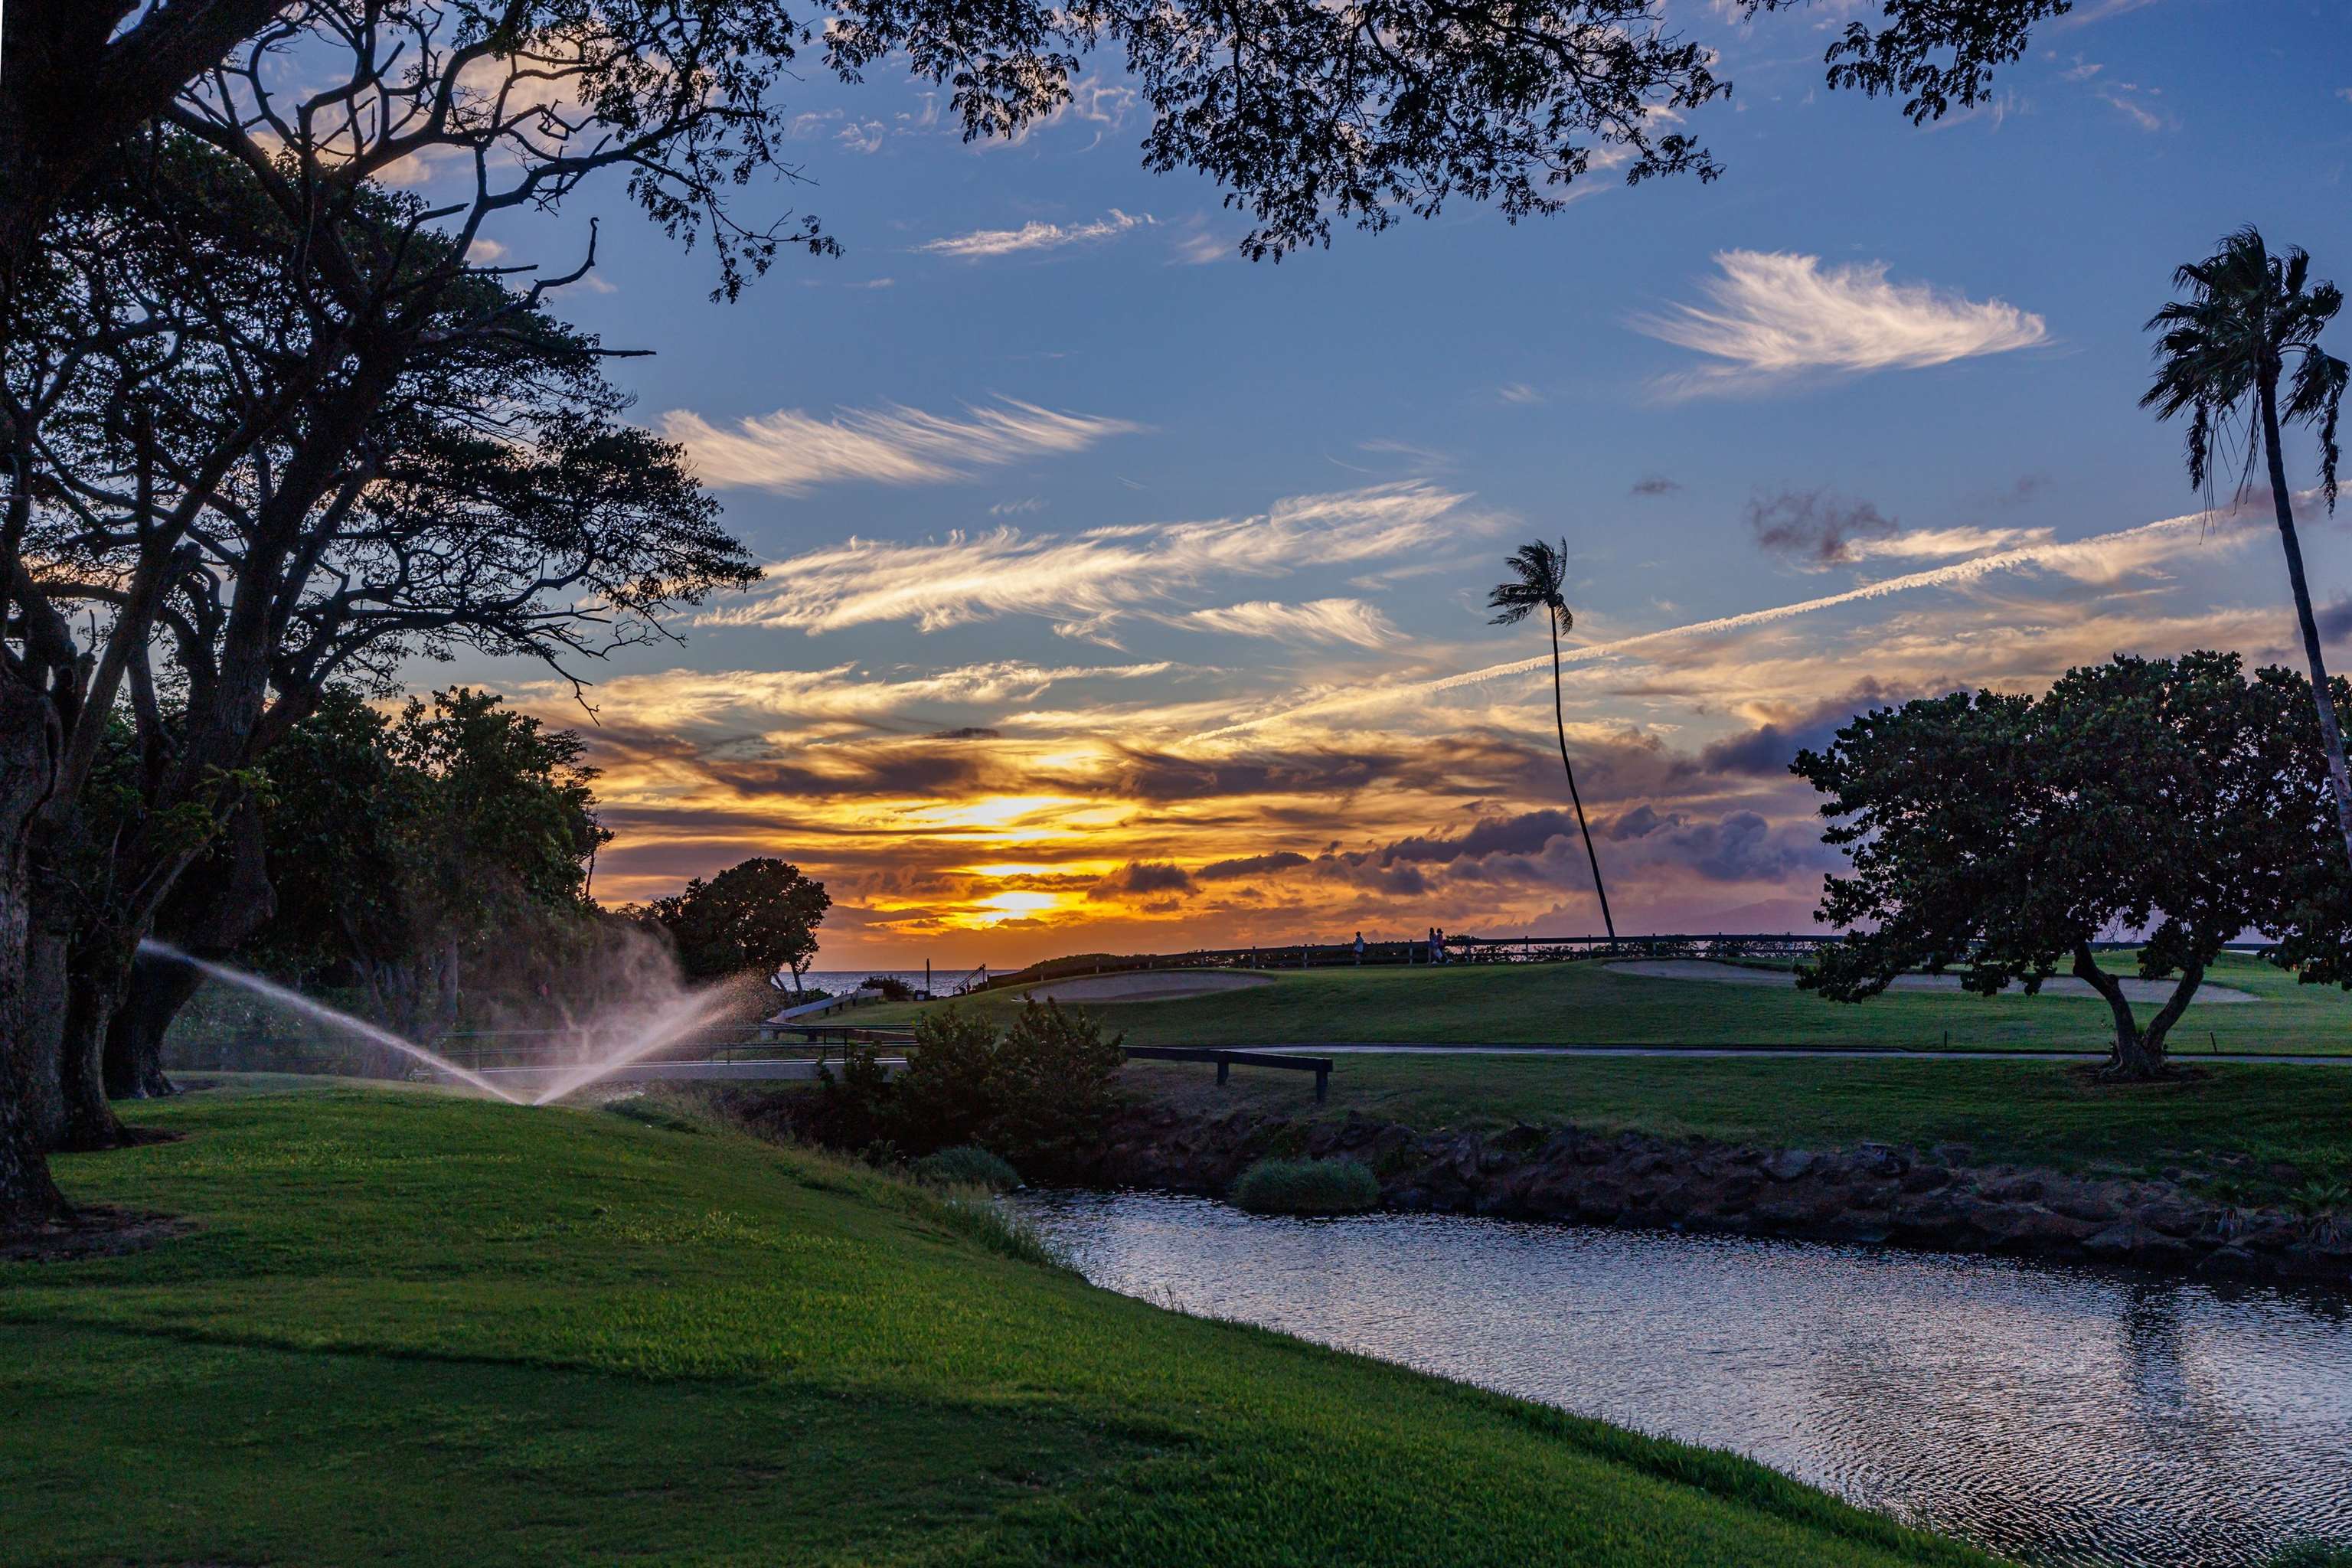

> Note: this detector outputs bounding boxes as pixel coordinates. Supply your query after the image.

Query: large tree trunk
[1548,607,1616,940]
[106,949,200,1099]
[0,678,67,1228]
[105,801,278,1099]
[2072,942,2164,1080]
[54,935,129,1152]
[2261,377,2352,874]
[16,922,70,1151]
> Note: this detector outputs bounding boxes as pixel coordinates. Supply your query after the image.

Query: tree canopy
[257,688,606,1041]
[645,858,832,988]
[1794,651,2346,1078]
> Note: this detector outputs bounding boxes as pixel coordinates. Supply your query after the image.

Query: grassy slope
[864,951,2352,1054]
[1114,1054,2352,1202]
[1,1083,2001,1568]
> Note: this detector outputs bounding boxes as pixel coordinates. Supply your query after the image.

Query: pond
[1013,1190,2352,1568]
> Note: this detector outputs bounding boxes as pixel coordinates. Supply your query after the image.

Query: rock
[1931,1143,1974,1165]
[2047,1190,2119,1224]
[2134,1200,2203,1239]
[1901,1165,1953,1195]
[1850,1143,1905,1178]
[2194,1246,2262,1279]
[1763,1149,1818,1182]
[2083,1219,2182,1259]
[2277,1241,2352,1283]
[1996,1208,2099,1252]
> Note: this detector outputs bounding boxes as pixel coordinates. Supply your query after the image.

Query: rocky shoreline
[1076,1103,2352,1287]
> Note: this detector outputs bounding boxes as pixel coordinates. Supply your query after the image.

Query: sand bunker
[1020,970,1275,1004]
[1606,958,2255,1005]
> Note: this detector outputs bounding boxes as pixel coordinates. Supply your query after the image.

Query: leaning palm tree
[1488,539,1616,939]
[2144,227,2352,872]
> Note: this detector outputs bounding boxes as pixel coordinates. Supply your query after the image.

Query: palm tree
[1488,539,1616,940]
[2144,227,2352,872]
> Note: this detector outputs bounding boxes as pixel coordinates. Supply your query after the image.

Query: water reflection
[1014,1191,2352,1567]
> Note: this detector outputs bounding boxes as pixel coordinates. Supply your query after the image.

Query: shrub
[891,1006,1001,1150]
[915,1145,1021,1191]
[861,973,917,1001]
[1229,1157,1381,1216]
[984,999,1125,1168]
[808,1044,893,1152]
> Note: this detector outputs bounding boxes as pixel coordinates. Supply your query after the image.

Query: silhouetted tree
[1488,539,1615,939]
[2144,227,2352,873]
[648,859,831,989]
[1796,652,2344,1080]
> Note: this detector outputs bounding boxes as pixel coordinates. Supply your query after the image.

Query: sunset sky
[430,0,2352,970]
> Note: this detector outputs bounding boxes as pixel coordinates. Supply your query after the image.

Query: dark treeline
[0,2,2067,1230]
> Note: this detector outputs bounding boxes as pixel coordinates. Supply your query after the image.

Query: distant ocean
[795,969,991,997]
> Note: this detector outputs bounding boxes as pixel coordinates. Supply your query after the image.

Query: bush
[1229,1157,1381,1216]
[808,1044,893,1152]
[891,1006,1001,1150]
[983,999,1125,1168]
[880,999,1125,1169]
[861,973,917,1001]
[914,1145,1021,1191]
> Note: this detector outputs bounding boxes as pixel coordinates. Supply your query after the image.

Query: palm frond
[1486,537,1570,626]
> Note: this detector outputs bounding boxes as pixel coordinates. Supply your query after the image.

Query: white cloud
[536,660,1171,731]
[2056,0,2164,24]
[661,398,1140,495]
[916,210,1155,260]
[1632,251,2049,396]
[1498,382,1545,405]
[1194,498,2269,740]
[1841,525,2055,564]
[2097,86,2165,131]
[700,482,1491,636]
[1182,599,1400,648]
[1171,230,1230,266]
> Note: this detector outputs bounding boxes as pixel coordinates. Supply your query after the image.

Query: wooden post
[1314,1066,1328,1103]
[1216,1057,1230,1087]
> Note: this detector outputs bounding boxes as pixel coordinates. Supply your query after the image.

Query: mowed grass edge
[0,1082,2004,1568]
[862,952,2352,1055]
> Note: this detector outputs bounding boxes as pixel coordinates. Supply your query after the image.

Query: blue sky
[424,0,2352,965]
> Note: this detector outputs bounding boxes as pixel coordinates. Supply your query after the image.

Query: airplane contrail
[1189,501,2262,742]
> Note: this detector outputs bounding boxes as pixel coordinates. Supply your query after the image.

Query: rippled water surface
[1014,1191,2352,1567]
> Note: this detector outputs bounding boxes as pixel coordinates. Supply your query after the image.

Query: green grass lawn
[1,1080,2002,1568]
[864,950,2352,1055]
[1112,1054,2352,1204]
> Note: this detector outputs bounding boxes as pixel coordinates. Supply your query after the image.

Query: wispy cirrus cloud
[659,398,1140,495]
[699,482,1490,636]
[916,209,1155,260]
[1632,251,2050,397]
[525,659,1174,733]
[1195,498,2269,740]
[1181,598,1400,648]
